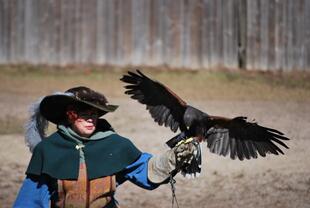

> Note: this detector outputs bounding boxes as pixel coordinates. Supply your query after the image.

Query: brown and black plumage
[120,70,290,161]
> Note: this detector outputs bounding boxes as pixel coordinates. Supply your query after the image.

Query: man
[14,86,195,207]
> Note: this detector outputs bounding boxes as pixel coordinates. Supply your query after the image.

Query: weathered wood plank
[9,0,17,63]
[293,0,306,70]
[285,0,294,71]
[260,0,269,70]
[37,0,48,63]
[165,0,182,67]
[274,0,282,70]
[206,0,218,67]
[237,0,247,69]
[38,0,54,64]
[78,0,97,64]
[131,0,150,65]
[305,0,310,71]
[0,0,10,63]
[281,0,289,71]
[201,0,211,68]
[180,0,191,67]
[102,0,116,65]
[96,0,107,64]
[246,0,255,69]
[58,1,74,64]
[187,0,202,68]
[24,0,39,63]
[148,0,161,65]
[0,0,4,63]
[222,0,238,68]
[214,0,223,67]
[0,0,309,71]
[267,0,276,70]
[115,0,132,65]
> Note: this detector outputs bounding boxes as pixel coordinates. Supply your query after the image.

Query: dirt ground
[1,99,309,208]
[0,69,310,208]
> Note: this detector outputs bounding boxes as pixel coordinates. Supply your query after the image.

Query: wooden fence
[0,0,309,71]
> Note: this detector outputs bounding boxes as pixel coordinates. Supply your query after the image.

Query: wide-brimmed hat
[25,86,118,152]
[40,86,118,124]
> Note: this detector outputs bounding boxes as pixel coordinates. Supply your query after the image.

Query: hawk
[120,70,289,175]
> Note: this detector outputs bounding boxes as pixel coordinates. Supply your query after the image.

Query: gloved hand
[147,140,196,183]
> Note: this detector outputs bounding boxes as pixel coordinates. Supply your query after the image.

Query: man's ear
[66,110,78,123]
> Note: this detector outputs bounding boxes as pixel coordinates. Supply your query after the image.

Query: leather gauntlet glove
[148,142,195,183]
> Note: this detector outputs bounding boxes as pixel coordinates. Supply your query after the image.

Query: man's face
[67,108,99,137]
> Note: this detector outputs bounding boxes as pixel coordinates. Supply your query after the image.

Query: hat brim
[40,94,118,124]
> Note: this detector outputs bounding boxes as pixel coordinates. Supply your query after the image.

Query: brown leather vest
[53,163,117,208]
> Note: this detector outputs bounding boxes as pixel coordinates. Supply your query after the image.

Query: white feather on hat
[24,92,74,152]
[25,97,48,152]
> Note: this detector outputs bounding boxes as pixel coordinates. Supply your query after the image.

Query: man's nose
[86,117,97,123]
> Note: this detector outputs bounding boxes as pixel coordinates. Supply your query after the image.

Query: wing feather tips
[136,69,148,78]
[217,134,225,156]
[161,109,172,126]
[231,119,289,159]
[124,89,139,96]
[230,138,237,160]
[121,71,146,88]
[146,105,179,132]
[211,136,288,160]
[222,135,231,157]
[253,142,267,157]
[157,107,168,125]
[246,140,258,159]
[268,140,285,155]
[128,70,143,79]
[165,114,174,128]
[241,140,251,160]
[171,120,179,132]
[124,85,138,90]
[120,76,139,84]
[120,71,144,84]
[205,126,289,160]
[270,136,289,149]
[213,134,222,155]
[236,139,245,161]
[260,125,287,136]
[130,94,145,102]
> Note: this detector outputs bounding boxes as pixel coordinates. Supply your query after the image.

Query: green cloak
[26,131,142,180]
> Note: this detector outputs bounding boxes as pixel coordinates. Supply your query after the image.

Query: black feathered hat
[40,86,118,124]
[25,86,118,152]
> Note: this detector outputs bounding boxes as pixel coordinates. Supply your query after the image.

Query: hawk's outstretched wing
[121,70,188,132]
[201,116,289,160]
